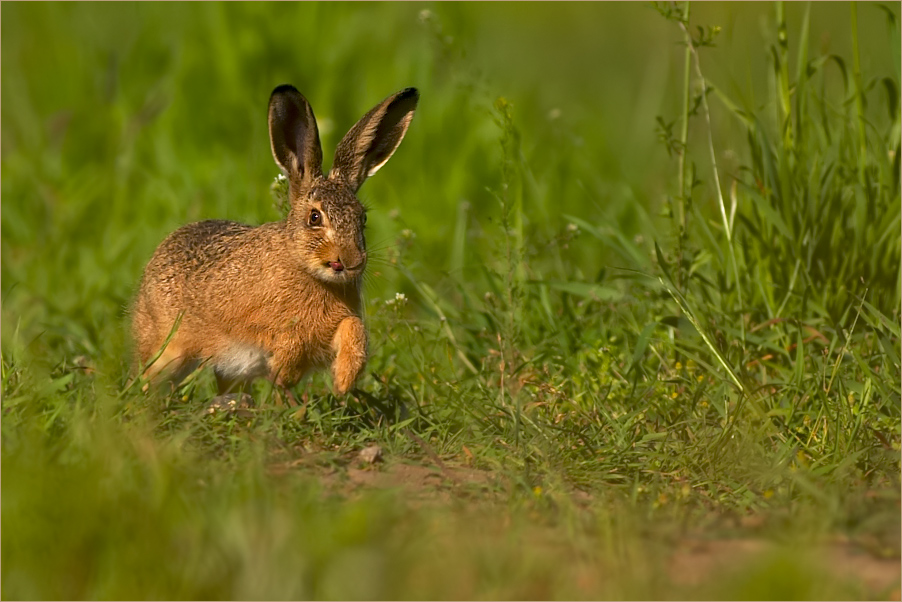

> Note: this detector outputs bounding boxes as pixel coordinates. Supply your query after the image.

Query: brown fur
[132,85,418,395]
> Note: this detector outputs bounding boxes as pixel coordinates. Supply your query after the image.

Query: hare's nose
[329,261,344,272]
[340,251,366,272]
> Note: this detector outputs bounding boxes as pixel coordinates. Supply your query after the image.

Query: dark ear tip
[271,84,300,99]
[400,87,419,101]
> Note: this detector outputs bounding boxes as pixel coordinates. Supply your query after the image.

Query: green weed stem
[849,2,869,182]
[677,14,745,342]
[776,2,794,151]
[677,0,692,289]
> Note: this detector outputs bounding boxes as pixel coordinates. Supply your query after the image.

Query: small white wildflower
[386,293,407,307]
[274,173,287,183]
[566,223,578,232]
[401,228,415,239]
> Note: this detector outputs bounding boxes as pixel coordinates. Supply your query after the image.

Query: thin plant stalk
[776,1,794,151]
[677,16,745,342]
[849,2,868,183]
[677,0,692,289]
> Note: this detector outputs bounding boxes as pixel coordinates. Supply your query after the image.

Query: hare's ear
[329,87,418,192]
[268,85,324,187]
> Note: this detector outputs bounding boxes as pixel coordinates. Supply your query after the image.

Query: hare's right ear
[268,85,324,187]
[329,88,419,192]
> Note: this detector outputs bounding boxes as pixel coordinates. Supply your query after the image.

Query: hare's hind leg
[331,316,368,395]
[133,302,197,390]
[140,342,200,391]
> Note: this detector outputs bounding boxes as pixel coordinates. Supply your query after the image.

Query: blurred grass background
[2,2,900,599]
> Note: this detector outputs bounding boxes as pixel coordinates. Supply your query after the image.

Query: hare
[132,84,418,397]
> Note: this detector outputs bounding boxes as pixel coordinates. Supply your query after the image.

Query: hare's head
[268,85,418,284]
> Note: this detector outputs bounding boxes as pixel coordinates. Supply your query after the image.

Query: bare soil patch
[670,537,900,597]
[268,448,900,598]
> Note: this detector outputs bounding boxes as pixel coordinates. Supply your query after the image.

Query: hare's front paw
[331,316,367,395]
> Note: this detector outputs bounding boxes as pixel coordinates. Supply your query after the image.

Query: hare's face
[268,85,417,285]
[292,179,367,284]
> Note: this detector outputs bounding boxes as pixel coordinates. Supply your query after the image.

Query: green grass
[3,2,900,600]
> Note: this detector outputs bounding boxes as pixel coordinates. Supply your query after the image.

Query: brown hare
[132,84,418,398]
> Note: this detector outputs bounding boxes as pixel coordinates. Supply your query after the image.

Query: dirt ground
[267,447,901,599]
[669,537,900,596]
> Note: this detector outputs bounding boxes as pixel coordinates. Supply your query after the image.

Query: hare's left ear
[269,85,324,189]
[329,88,419,192]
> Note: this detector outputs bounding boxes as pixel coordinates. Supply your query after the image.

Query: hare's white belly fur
[214,342,271,381]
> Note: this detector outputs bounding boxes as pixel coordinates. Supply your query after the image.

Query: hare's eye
[362,213,368,225]
[308,209,321,226]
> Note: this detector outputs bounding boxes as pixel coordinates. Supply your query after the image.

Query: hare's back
[151,220,255,274]
[138,219,255,306]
